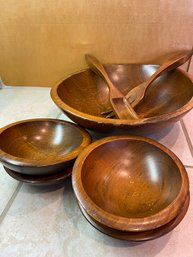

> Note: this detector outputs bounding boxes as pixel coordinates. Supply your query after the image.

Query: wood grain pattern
[85,54,139,119]
[125,50,193,108]
[72,136,189,232]
[78,193,190,241]
[0,119,91,175]
[51,63,193,134]
[0,0,193,86]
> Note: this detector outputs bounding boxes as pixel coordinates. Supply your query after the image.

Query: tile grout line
[186,45,193,72]
[180,119,193,158]
[185,165,193,169]
[0,182,23,224]
[55,111,63,119]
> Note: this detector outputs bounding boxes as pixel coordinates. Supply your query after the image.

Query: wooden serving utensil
[126,50,193,107]
[102,50,193,118]
[85,54,139,120]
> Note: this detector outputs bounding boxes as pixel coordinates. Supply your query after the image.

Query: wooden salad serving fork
[102,50,193,118]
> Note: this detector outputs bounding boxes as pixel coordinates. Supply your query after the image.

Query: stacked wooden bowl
[72,136,190,241]
[0,118,91,185]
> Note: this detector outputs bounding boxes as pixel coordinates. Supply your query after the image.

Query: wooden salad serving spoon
[102,50,193,118]
[85,54,140,120]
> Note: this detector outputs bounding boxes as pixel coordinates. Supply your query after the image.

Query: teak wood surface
[124,50,193,108]
[72,136,189,232]
[4,166,72,186]
[51,63,193,134]
[0,118,91,176]
[85,54,139,119]
[78,193,190,241]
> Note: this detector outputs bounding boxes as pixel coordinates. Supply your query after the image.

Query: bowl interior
[0,120,84,162]
[81,138,182,218]
[56,64,193,118]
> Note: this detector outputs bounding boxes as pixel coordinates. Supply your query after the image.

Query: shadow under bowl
[0,118,91,175]
[51,64,193,135]
[72,136,189,232]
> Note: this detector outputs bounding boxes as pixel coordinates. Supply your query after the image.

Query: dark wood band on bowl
[78,192,190,241]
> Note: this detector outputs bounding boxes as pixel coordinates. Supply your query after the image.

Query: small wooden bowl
[51,64,193,134]
[0,119,91,175]
[72,136,189,232]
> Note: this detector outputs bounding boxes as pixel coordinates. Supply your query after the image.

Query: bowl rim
[50,65,193,127]
[72,135,189,232]
[0,118,91,167]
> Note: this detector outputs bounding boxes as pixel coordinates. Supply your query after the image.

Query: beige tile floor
[0,86,193,257]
